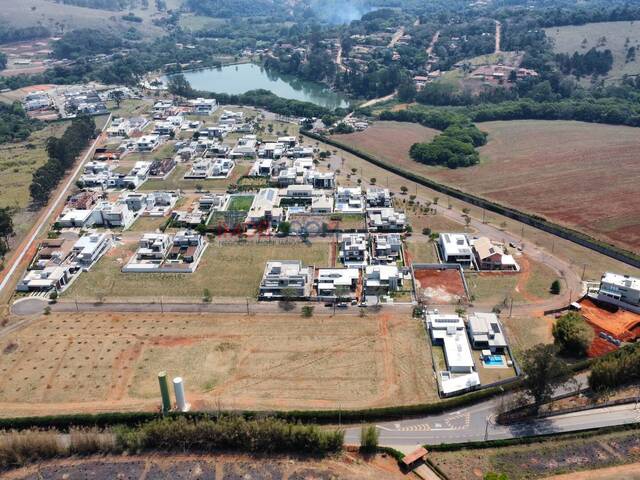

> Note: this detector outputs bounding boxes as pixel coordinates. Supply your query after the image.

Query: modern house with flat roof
[245,188,284,228]
[364,265,401,295]
[339,233,368,267]
[72,232,112,267]
[596,272,640,310]
[365,187,391,207]
[367,207,406,232]
[371,233,402,265]
[467,312,508,352]
[259,261,312,299]
[426,312,475,374]
[439,233,473,267]
[316,268,360,299]
[335,187,364,213]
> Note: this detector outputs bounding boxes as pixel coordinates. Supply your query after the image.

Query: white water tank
[173,377,189,412]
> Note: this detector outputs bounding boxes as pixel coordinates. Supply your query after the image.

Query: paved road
[343,375,640,447]
[345,402,640,447]
[0,116,110,297]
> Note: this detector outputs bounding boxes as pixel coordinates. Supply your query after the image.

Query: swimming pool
[484,355,504,366]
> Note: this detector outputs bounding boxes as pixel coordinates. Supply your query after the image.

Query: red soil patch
[414,268,466,304]
[580,297,640,342]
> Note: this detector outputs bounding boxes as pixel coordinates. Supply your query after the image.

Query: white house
[467,312,508,352]
[245,188,284,228]
[372,233,402,264]
[426,312,475,374]
[189,97,218,115]
[366,187,391,207]
[136,135,160,152]
[364,265,401,295]
[439,233,473,266]
[597,272,640,310]
[339,233,368,267]
[259,260,312,299]
[335,187,364,213]
[316,268,360,298]
[72,232,111,267]
[367,207,406,232]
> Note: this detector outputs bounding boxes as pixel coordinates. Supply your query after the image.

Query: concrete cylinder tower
[173,376,190,412]
[158,371,171,413]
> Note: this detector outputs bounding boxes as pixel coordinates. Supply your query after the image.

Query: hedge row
[302,131,640,268]
[0,380,522,431]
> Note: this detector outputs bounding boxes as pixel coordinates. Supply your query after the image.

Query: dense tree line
[556,48,614,77]
[117,416,344,454]
[464,98,640,127]
[0,25,49,44]
[0,208,14,261]
[58,0,141,10]
[30,116,96,205]
[409,123,486,168]
[52,29,124,60]
[0,102,41,144]
[0,53,7,71]
[589,342,640,392]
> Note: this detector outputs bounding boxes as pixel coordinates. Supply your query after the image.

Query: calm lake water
[181,63,350,109]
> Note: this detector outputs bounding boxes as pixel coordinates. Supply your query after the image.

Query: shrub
[301,306,314,317]
[359,424,379,453]
[550,279,561,295]
[117,416,343,454]
[0,430,64,469]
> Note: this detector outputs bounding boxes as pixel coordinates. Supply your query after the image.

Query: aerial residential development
[0,0,639,478]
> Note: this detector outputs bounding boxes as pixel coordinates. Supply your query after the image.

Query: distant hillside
[57,0,141,10]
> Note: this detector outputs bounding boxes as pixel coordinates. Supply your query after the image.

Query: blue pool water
[484,355,504,366]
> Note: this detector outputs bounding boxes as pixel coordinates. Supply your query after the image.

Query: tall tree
[521,344,571,409]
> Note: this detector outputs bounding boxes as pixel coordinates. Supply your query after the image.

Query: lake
[181,63,350,109]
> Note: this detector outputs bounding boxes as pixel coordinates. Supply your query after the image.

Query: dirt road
[495,20,501,54]
[388,26,405,48]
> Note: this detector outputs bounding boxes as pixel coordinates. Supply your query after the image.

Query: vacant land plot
[414,267,467,304]
[332,120,640,252]
[0,311,436,416]
[330,121,439,166]
[63,240,330,300]
[3,453,406,480]
[429,429,640,479]
[140,162,251,192]
[545,21,640,82]
[227,194,254,212]
[465,256,557,307]
[405,240,439,264]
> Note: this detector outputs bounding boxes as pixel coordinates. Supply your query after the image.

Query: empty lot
[333,120,640,252]
[63,239,330,301]
[0,311,437,416]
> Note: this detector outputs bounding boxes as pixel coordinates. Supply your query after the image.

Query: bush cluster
[117,416,344,454]
[589,342,640,392]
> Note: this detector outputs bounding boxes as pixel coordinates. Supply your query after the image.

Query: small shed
[401,446,428,470]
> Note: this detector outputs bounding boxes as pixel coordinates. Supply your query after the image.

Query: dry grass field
[0,311,437,416]
[63,239,331,301]
[2,453,407,480]
[139,162,252,192]
[332,120,640,253]
[330,120,439,166]
[313,134,638,281]
[545,21,640,82]
[0,0,165,39]
[429,429,640,480]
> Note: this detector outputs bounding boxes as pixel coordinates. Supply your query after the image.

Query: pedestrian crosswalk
[399,413,471,432]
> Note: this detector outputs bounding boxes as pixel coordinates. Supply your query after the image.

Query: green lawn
[63,240,330,300]
[227,194,254,212]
